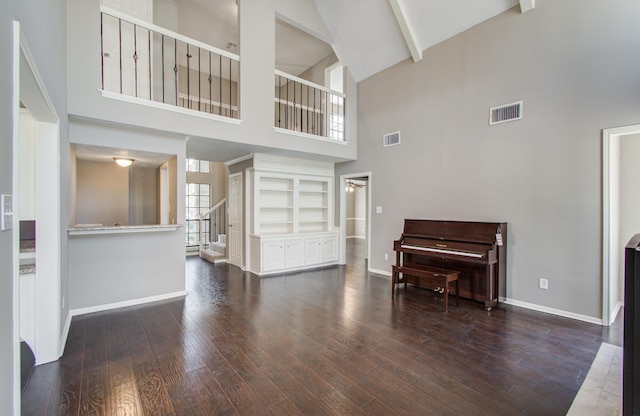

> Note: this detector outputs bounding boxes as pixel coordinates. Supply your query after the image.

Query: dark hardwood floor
[22,239,621,415]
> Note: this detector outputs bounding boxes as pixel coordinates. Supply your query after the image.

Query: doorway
[602,124,640,326]
[228,172,242,268]
[12,22,62,408]
[339,172,371,267]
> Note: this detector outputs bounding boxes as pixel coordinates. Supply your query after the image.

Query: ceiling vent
[383,131,400,147]
[489,101,523,125]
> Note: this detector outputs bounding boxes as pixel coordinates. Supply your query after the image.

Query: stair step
[199,249,226,264]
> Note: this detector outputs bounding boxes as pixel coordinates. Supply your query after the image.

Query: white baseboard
[501,297,603,325]
[347,236,365,239]
[58,311,73,359]
[368,267,391,277]
[609,300,623,325]
[70,290,188,317]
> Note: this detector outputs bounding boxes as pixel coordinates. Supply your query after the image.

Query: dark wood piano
[392,219,507,311]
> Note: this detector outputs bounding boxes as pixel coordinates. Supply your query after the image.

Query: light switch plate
[1,194,13,231]
[376,206,383,214]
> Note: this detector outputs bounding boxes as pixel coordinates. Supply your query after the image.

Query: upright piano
[393,219,507,310]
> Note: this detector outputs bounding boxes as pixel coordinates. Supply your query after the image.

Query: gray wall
[129,166,159,225]
[77,160,130,226]
[336,0,640,319]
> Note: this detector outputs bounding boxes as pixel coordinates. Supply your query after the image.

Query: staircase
[197,198,227,264]
[199,234,227,264]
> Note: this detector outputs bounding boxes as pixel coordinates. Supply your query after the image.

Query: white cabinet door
[304,237,322,265]
[262,239,284,272]
[322,235,338,262]
[285,238,304,268]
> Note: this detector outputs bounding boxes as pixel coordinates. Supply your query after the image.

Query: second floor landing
[68,0,357,164]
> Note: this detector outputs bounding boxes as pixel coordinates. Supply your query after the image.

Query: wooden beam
[388,0,422,63]
[519,0,535,13]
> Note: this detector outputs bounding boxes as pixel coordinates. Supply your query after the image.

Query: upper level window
[186,159,210,173]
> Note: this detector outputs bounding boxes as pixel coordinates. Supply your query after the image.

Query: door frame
[338,172,371,265]
[228,171,243,268]
[12,20,62,412]
[602,124,640,326]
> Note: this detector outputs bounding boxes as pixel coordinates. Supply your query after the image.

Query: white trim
[256,262,339,277]
[519,0,535,13]
[19,32,59,124]
[11,21,21,416]
[68,224,181,236]
[274,126,348,144]
[611,300,623,325]
[347,236,366,239]
[501,297,603,325]
[368,267,391,277]
[100,89,242,125]
[339,172,372,266]
[100,6,239,61]
[59,311,73,356]
[70,291,187,317]
[224,153,253,167]
[275,70,346,97]
[602,124,640,326]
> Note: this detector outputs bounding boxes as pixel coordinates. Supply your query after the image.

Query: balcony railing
[100,6,239,119]
[274,70,346,141]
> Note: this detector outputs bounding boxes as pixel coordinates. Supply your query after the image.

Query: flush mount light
[114,157,134,167]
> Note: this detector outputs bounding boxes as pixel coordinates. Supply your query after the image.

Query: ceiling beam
[519,0,535,13]
[388,0,422,63]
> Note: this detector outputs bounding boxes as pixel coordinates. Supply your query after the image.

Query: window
[329,112,344,141]
[186,158,210,173]
[185,183,210,247]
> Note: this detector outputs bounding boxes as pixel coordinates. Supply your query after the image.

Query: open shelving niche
[248,156,338,275]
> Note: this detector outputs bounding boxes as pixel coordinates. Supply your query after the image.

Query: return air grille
[383,131,400,147]
[489,101,523,125]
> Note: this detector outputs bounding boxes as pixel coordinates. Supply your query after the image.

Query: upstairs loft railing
[274,70,346,141]
[100,6,239,119]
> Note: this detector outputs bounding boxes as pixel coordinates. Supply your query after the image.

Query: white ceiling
[73,144,174,168]
[313,0,521,82]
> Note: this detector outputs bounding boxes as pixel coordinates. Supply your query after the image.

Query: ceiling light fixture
[114,157,134,167]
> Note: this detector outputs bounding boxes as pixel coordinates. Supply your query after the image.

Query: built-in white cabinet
[247,154,338,275]
[252,232,338,275]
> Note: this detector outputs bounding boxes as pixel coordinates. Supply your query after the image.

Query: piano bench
[392,265,460,312]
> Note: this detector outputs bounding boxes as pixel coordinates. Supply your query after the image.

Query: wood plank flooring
[22,240,622,415]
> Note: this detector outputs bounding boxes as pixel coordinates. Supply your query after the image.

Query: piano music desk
[392,264,460,312]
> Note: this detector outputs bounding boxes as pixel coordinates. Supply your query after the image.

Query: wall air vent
[383,131,401,147]
[489,101,523,125]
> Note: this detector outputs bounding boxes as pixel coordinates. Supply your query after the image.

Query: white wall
[336,0,640,320]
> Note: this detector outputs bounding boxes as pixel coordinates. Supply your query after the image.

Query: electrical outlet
[539,278,549,290]
[384,253,389,260]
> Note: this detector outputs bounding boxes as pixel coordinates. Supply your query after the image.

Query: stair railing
[274,70,346,141]
[100,6,239,119]
[198,198,226,253]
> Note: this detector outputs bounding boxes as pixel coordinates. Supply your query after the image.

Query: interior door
[228,173,242,268]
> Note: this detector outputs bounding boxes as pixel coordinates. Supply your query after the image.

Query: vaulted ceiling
[312,0,534,82]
